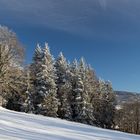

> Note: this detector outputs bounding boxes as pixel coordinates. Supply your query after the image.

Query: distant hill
[115,91,140,104]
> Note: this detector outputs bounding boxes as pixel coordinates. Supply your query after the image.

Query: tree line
[3,25,136,132]
[21,43,116,128]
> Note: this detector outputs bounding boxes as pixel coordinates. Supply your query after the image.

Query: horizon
[1,0,140,92]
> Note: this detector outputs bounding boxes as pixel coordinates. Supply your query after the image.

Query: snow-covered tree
[83,64,98,125]
[103,81,116,128]
[41,43,59,117]
[70,58,90,123]
[85,65,98,102]
[92,79,115,128]
[55,52,72,120]
[31,43,59,117]
[71,59,84,121]
[31,44,43,113]
[22,67,34,113]
[77,58,96,124]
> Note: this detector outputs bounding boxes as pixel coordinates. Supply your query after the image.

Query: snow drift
[0,107,139,140]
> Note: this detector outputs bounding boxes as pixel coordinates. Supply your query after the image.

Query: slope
[0,107,139,140]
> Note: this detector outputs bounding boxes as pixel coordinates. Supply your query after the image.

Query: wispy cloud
[98,0,107,9]
[0,0,140,40]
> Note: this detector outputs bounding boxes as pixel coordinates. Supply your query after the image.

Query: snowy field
[0,107,140,140]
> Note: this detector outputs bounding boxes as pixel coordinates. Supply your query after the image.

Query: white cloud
[98,0,107,9]
[0,0,140,40]
[0,0,97,35]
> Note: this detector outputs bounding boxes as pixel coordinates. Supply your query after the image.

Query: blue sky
[0,0,140,92]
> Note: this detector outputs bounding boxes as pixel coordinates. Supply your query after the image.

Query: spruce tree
[70,59,89,123]
[93,79,115,128]
[31,44,44,114]
[78,58,89,124]
[31,43,59,117]
[103,81,116,128]
[55,52,72,120]
[84,64,97,125]
[40,43,59,117]
[77,58,96,125]
[23,67,34,113]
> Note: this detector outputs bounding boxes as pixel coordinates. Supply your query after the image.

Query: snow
[0,107,140,140]
[116,105,122,110]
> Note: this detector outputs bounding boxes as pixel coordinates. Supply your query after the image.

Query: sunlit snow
[0,107,139,140]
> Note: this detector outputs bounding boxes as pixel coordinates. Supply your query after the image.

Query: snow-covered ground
[0,107,139,140]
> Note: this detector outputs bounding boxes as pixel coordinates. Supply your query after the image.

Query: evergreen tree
[22,67,34,113]
[70,59,79,120]
[70,59,90,124]
[31,43,59,117]
[91,79,105,127]
[93,79,115,128]
[103,81,116,128]
[55,52,72,120]
[31,44,44,114]
[42,43,59,117]
[78,58,90,124]
[85,65,98,103]
[84,64,97,125]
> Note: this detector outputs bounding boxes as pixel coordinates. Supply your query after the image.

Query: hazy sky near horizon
[0,0,140,92]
